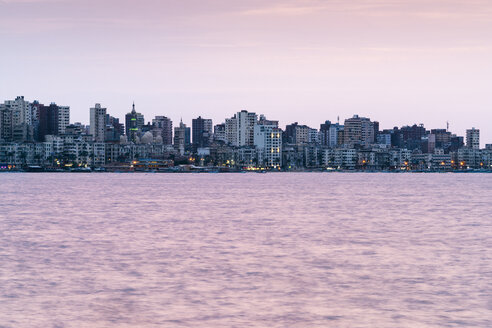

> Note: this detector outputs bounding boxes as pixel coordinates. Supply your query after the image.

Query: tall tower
[192,116,213,150]
[125,102,144,143]
[0,106,13,142]
[225,115,238,146]
[174,119,191,155]
[236,110,257,147]
[57,105,70,134]
[466,128,480,149]
[90,103,107,142]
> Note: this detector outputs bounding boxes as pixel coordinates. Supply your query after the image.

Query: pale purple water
[0,173,491,328]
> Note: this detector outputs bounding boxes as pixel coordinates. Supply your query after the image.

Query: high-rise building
[57,105,70,135]
[431,129,452,150]
[284,122,311,145]
[254,123,282,167]
[399,124,427,150]
[1,96,38,142]
[152,116,173,145]
[343,115,375,147]
[105,115,124,142]
[90,103,107,142]
[421,134,436,154]
[466,128,480,149]
[3,96,32,126]
[30,101,42,141]
[225,115,237,146]
[449,135,464,152]
[328,123,343,148]
[38,103,69,141]
[308,128,319,144]
[284,123,297,144]
[319,120,331,146]
[12,123,34,142]
[213,123,226,143]
[337,128,345,146]
[377,133,392,146]
[236,110,257,147]
[174,119,191,155]
[38,104,58,140]
[0,106,13,142]
[192,116,213,150]
[125,103,144,143]
[373,121,379,140]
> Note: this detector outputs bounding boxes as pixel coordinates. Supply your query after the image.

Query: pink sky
[1,0,491,144]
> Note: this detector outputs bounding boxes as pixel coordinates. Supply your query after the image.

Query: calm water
[0,173,491,327]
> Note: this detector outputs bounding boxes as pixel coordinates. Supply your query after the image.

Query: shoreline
[2,169,491,174]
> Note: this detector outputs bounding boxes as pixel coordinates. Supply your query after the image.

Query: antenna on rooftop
[447,121,449,132]
[337,116,340,124]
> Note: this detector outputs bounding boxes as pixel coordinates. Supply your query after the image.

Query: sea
[0,173,491,327]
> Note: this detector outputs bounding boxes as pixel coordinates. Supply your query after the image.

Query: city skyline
[2,96,490,146]
[1,0,491,144]
[1,94,490,172]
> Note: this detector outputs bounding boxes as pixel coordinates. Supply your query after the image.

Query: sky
[1,0,491,145]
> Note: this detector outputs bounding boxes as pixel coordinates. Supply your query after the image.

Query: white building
[57,106,70,135]
[254,124,282,167]
[225,116,237,146]
[236,110,257,147]
[3,96,32,126]
[90,103,107,142]
[334,148,358,169]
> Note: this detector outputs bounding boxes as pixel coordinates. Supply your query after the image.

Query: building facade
[466,128,480,149]
[90,103,107,142]
[254,123,282,168]
[125,103,144,143]
[192,116,213,150]
[236,110,257,147]
[174,120,191,155]
[152,116,173,145]
[343,115,375,148]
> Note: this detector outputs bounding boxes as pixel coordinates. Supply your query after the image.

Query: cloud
[236,0,492,21]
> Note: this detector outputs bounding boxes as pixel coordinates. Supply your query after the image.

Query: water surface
[0,173,491,327]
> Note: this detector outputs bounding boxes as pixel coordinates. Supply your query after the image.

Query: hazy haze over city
[1,0,491,144]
